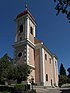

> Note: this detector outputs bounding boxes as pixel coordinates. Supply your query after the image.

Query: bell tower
[15,10,36,43]
[13,2,36,80]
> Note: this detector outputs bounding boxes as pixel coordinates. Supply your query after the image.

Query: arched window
[30,27,33,35]
[18,52,22,57]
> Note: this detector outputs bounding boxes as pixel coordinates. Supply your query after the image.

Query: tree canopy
[14,63,31,83]
[0,53,31,84]
[0,53,13,82]
[54,0,70,22]
[67,68,70,78]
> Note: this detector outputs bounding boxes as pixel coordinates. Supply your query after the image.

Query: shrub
[59,75,68,87]
[14,84,25,91]
[0,86,14,92]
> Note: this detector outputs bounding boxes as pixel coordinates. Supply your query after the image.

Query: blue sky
[0,0,70,73]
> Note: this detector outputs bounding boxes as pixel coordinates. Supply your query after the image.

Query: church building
[13,5,58,87]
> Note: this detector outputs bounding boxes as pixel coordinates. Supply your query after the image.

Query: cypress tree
[60,63,66,76]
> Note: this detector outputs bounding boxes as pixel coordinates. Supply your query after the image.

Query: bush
[67,78,70,83]
[59,75,68,87]
[0,86,14,92]
[14,84,25,92]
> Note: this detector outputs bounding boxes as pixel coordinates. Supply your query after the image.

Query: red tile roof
[16,10,35,21]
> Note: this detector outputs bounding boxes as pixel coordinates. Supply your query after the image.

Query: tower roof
[16,10,35,21]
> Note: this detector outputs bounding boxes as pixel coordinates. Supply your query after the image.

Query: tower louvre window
[30,26,33,35]
[20,25,23,33]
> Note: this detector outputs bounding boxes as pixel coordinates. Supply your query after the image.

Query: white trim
[52,57,55,86]
[25,18,27,39]
[40,47,43,83]
[53,57,58,86]
[27,39,35,46]
[27,17,29,39]
[40,47,45,85]
[42,48,45,85]
[34,26,35,37]
[28,64,35,68]
[27,44,29,64]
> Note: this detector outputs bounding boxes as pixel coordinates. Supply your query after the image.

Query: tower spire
[25,1,28,10]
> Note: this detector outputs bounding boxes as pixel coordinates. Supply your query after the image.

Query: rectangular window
[34,49,35,60]
[49,58,51,64]
[45,54,47,60]
[20,25,23,33]
[30,27,33,35]
[46,74,48,81]
[20,37,22,41]
[55,61,57,65]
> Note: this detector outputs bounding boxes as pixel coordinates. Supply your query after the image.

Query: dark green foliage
[0,85,14,92]
[14,63,31,83]
[0,54,14,82]
[59,63,67,87]
[59,75,68,87]
[60,63,66,76]
[59,64,70,86]
[67,78,70,83]
[14,84,25,92]
[67,68,70,78]
[67,68,70,83]
[54,0,70,22]
[0,53,31,84]
[0,85,37,93]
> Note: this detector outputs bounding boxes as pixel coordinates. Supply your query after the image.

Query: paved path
[36,87,70,93]
[60,88,70,93]
[36,88,60,93]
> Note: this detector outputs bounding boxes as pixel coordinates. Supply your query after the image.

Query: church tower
[13,4,36,81]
